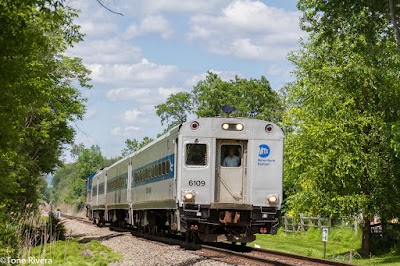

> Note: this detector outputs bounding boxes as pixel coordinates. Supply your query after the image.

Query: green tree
[51,145,117,208]
[155,92,193,130]
[155,72,283,131]
[121,137,154,157]
[0,0,91,211]
[284,0,400,255]
[193,72,282,121]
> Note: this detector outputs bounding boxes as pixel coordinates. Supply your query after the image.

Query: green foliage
[284,0,400,256]
[0,207,19,258]
[193,72,283,121]
[29,239,122,265]
[0,0,91,213]
[50,145,115,209]
[155,92,193,128]
[154,72,283,129]
[121,137,154,157]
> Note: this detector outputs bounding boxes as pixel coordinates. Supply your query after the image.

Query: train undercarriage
[88,203,279,244]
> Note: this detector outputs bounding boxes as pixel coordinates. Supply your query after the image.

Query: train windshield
[185,144,207,166]
[221,145,241,167]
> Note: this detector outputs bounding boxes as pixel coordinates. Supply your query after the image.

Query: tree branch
[96,0,123,16]
[389,0,400,49]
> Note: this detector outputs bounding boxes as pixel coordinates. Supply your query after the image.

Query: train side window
[186,144,207,166]
[221,145,241,167]
[166,160,170,174]
[162,161,166,175]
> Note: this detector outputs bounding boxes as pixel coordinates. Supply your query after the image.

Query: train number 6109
[189,180,206,186]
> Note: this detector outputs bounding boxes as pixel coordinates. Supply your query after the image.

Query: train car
[90,167,108,224]
[85,172,95,218]
[87,117,284,243]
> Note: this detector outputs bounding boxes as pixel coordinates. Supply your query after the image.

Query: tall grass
[29,239,122,266]
[1,206,122,265]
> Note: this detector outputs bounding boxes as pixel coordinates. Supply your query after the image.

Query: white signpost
[322,226,328,258]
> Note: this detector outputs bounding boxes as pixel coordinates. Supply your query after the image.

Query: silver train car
[86,117,284,243]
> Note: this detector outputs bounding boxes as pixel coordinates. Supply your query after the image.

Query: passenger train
[86,117,284,244]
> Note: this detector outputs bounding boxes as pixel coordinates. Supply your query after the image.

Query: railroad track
[62,214,353,266]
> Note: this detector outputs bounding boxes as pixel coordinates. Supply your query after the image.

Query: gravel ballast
[63,218,232,266]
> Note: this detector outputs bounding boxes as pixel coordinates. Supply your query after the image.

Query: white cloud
[125,15,173,39]
[186,70,240,87]
[87,59,179,86]
[157,87,182,98]
[121,109,144,122]
[71,38,142,64]
[84,108,97,119]
[106,88,150,101]
[111,126,141,137]
[187,0,303,61]
[120,0,230,16]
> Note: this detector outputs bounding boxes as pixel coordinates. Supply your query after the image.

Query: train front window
[185,144,207,166]
[221,145,241,167]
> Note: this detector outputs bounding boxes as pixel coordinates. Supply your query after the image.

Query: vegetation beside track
[252,227,400,265]
[29,239,122,266]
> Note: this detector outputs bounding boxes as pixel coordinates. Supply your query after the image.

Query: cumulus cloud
[121,109,144,122]
[84,108,97,119]
[111,126,141,137]
[125,15,173,39]
[187,0,303,61]
[71,38,142,64]
[87,59,179,86]
[157,87,182,98]
[120,0,230,16]
[106,88,151,101]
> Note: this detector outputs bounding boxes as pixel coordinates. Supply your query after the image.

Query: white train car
[90,168,108,222]
[88,117,283,243]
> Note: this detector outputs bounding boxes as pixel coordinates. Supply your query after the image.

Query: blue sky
[66,0,303,160]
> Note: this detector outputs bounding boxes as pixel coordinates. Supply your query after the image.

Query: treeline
[50,145,119,209]
[0,0,91,258]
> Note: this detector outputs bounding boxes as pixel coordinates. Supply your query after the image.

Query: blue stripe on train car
[132,154,175,187]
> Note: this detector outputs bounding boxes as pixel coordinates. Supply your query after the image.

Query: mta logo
[259,144,270,158]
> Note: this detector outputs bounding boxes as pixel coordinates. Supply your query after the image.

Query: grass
[27,238,122,266]
[252,227,400,265]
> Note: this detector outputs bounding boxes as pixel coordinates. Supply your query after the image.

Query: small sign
[322,227,328,242]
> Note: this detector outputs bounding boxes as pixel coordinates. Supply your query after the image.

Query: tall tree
[121,137,154,157]
[284,0,400,255]
[0,0,91,210]
[155,92,193,130]
[193,72,282,121]
[155,72,283,130]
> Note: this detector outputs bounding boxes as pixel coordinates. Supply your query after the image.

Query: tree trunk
[389,0,400,49]
[361,216,371,256]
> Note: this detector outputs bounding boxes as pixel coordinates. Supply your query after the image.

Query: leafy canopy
[284,0,400,255]
[0,0,91,210]
[155,72,283,130]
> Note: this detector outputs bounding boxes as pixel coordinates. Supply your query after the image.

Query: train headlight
[221,123,244,131]
[267,195,278,204]
[236,123,244,131]
[222,123,229,130]
[183,191,195,202]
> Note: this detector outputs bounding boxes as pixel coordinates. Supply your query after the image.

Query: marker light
[265,124,274,133]
[190,121,200,130]
[267,195,278,204]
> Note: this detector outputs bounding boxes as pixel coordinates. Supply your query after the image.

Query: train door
[216,140,247,203]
